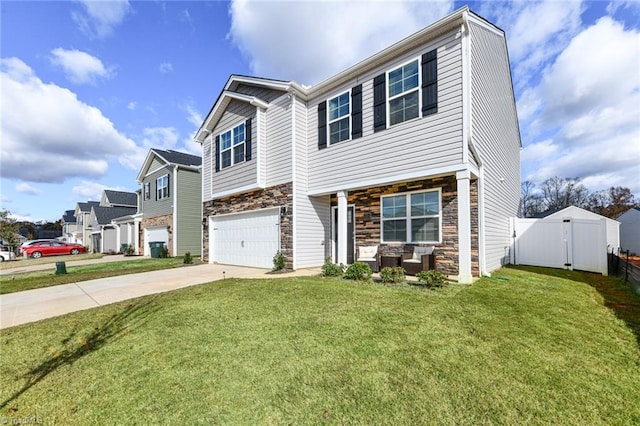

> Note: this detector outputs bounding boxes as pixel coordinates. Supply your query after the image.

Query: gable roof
[91,206,137,225]
[77,201,100,213]
[535,206,618,223]
[151,149,201,167]
[62,210,75,223]
[103,190,137,207]
[136,148,202,182]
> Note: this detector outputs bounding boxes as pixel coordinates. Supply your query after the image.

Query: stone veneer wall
[202,182,293,268]
[331,176,479,277]
[140,213,173,256]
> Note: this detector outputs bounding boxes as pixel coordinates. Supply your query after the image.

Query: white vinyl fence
[510,218,613,275]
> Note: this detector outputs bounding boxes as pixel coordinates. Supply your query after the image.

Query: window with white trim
[156,175,169,200]
[381,189,440,243]
[220,123,245,169]
[328,91,350,144]
[388,59,419,126]
[144,182,151,200]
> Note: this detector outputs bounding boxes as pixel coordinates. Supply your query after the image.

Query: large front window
[220,123,245,169]
[388,59,419,126]
[381,189,440,243]
[328,91,350,144]
[156,175,169,200]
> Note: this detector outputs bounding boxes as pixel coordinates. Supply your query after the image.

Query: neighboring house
[89,206,137,253]
[194,7,521,282]
[101,189,138,208]
[111,189,142,254]
[74,201,100,250]
[617,207,640,255]
[136,148,202,257]
[61,210,79,244]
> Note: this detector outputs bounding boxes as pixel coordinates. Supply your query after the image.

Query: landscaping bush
[321,257,345,277]
[183,251,193,264]
[380,266,406,284]
[160,246,170,258]
[416,269,448,288]
[343,262,372,281]
[123,245,135,256]
[272,251,286,272]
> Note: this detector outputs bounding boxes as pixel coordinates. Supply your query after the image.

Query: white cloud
[72,0,132,39]
[72,180,129,202]
[159,62,174,74]
[228,0,453,85]
[120,127,181,170]
[0,194,12,204]
[15,183,43,195]
[520,17,640,195]
[127,101,137,110]
[50,48,114,85]
[0,57,139,183]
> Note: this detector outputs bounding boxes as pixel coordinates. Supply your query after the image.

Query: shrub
[272,251,286,272]
[380,266,406,284]
[123,245,134,256]
[416,270,448,288]
[160,246,170,258]
[343,262,372,281]
[321,257,345,277]
[183,251,193,264]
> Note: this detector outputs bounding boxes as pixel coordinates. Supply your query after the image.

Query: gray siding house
[88,190,137,253]
[136,149,202,256]
[74,201,99,250]
[195,7,521,282]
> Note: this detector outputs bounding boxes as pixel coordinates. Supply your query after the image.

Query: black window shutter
[214,135,220,172]
[317,101,327,149]
[373,73,386,132]
[166,174,170,198]
[422,49,438,116]
[245,118,252,161]
[351,84,362,139]
[155,179,158,201]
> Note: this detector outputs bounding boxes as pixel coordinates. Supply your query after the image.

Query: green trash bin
[149,241,164,258]
[55,261,67,275]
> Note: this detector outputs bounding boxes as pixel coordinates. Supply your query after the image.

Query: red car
[21,241,86,258]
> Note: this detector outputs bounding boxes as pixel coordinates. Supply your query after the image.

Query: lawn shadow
[0,300,159,410]
[508,265,640,349]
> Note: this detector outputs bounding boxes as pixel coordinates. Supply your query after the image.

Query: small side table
[380,255,402,269]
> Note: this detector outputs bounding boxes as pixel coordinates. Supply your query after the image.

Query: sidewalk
[0,254,135,276]
[0,264,320,330]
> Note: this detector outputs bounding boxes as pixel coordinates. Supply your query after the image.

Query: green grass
[1,266,639,424]
[0,257,189,294]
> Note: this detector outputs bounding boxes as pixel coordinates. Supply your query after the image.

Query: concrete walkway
[0,263,321,330]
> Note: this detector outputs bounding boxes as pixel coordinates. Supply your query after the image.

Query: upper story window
[220,123,245,170]
[328,91,350,144]
[156,175,169,200]
[388,60,419,126]
[381,189,441,243]
[143,182,151,200]
[373,49,437,132]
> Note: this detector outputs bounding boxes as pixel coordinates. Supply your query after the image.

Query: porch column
[457,170,473,283]
[134,220,140,255]
[337,190,348,265]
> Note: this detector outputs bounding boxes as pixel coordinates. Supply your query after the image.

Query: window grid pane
[233,144,245,164]
[411,218,439,242]
[233,124,245,145]
[382,190,440,243]
[221,131,231,150]
[383,220,407,242]
[389,91,419,126]
[329,117,350,144]
[382,195,406,218]
[329,92,350,121]
[388,61,419,97]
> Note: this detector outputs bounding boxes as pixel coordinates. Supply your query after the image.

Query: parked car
[0,245,16,262]
[20,241,86,258]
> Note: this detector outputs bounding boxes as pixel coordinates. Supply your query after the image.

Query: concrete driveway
[0,263,320,330]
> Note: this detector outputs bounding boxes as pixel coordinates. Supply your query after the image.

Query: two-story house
[136,148,202,257]
[88,190,137,253]
[195,7,521,282]
[74,201,99,250]
[61,210,79,244]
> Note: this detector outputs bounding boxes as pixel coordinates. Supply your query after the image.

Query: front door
[333,206,355,264]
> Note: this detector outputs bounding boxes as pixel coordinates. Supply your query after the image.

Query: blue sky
[1,0,639,222]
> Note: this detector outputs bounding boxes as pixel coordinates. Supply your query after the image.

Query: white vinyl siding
[307,31,463,194]
[265,94,293,186]
[469,21,521,272]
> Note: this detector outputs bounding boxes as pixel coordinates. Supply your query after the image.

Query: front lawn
[1,267,638,424]
[0,253,104,270]
[0,257,189,294]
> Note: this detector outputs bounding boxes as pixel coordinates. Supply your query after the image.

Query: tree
[586,187,638,219]
[540,176,589,211]
[520,181,543,217]
[0,209,19,250]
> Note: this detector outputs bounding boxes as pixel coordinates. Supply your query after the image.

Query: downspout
[290,93,297,270]
[173,165,178,256]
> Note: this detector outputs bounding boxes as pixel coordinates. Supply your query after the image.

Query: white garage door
[144,227,169,256]
[210,209,280,269]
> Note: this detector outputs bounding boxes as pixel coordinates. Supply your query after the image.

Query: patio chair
[357,245,380,272]
[402,246,435,275]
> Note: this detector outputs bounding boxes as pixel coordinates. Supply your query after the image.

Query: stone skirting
[331,176,479,277]
[140,214,173,256]
[202,183,293,268]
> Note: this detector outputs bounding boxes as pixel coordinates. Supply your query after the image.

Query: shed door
[210,209,280,269]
